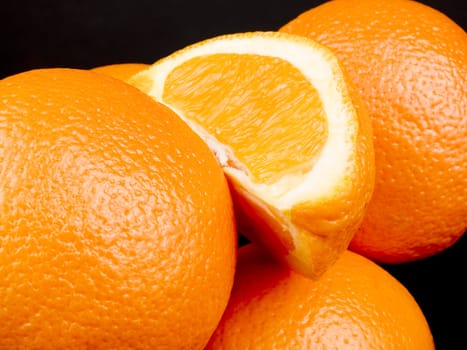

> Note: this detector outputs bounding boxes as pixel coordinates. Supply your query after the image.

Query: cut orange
[128,31,375,278]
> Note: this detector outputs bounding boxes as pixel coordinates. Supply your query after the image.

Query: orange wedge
[128,31,375,278]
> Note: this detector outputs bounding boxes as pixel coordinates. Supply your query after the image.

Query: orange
[0,68,237,349]
[90,62,150,81]
[128,31,375,278]
[281,0,467,263]
[206,244,435,349]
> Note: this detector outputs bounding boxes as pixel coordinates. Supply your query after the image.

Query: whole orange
[0,68,237,349]
[206,244,434,349]
[90,62,150,81]
[281,0,467,263]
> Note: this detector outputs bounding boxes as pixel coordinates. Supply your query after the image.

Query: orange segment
[129,31,375,278]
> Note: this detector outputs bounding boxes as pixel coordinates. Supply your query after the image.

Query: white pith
[136,32,356,211]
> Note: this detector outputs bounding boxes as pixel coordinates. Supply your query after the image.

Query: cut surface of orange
[129,31,375,278]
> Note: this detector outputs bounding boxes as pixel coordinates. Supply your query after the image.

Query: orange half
[129,32,375,278]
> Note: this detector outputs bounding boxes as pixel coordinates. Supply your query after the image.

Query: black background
[2,1,466,349]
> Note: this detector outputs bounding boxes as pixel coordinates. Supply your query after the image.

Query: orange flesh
[163,53,328,184]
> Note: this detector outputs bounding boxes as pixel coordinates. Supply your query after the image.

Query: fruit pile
[1,0,465,349]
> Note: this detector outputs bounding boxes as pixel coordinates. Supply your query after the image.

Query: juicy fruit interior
[163,53,328,186]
